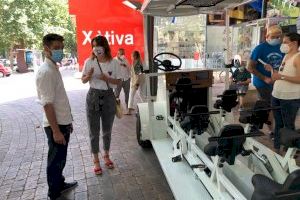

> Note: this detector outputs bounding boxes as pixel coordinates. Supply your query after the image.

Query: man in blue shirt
[247,25,284,138]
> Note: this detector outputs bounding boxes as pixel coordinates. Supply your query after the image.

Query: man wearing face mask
[264,32,300,152]
[247,25,284,138]
[114,48,131,109]
[35,33,77,200]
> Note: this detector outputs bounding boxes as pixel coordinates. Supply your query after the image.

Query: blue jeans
[271,96,300,149]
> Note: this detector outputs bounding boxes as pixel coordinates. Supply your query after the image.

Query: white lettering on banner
[125,35,133,44]
[82,31,134,46]
[116,34,124,45]
[82,31,93,45]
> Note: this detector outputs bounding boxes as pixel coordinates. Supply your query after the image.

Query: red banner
[69,0,144,71]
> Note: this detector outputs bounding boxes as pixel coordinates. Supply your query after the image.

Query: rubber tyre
[136,110,152,148]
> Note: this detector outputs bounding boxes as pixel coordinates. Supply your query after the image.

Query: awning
[141,0,255,17]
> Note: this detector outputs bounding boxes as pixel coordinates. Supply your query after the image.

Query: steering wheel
[153,52,182,71]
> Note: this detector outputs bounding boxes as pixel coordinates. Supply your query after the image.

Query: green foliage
[0,0,76,55]
[270,0,300,18]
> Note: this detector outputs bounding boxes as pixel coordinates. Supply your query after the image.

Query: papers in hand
[258,58,267,65]
[258,58,273,74]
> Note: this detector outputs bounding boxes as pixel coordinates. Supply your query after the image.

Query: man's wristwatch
[281,75,285,80]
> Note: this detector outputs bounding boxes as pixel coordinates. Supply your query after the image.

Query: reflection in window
[154,15,206,69]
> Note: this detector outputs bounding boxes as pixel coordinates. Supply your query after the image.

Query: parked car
[0,59,10,67]
[0,63,12,77]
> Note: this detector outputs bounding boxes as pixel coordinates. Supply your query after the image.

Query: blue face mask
[51,49,64,63]
[267,39,281,46]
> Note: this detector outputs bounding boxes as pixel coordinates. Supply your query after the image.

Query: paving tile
[128,188,145,200]
[75,180,87,193]
[7,191,22,199]
[0,195,8,200]
[75,192,88,200]
[102,187,115,200]
[86,177,99,187]
[21,189,36,200]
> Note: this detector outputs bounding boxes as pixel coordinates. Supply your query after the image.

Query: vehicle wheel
[0,72,4,78]
[136,110,152,148]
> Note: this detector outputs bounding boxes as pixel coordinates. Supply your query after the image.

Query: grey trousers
[86,88,116,153]
[114,78,130,106]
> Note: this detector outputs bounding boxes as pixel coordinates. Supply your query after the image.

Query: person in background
[230,55,252,111]
[265,33,300,152]
[81,36,122,175]
[247,25,284,139]
[127,50,143,115]
[114,48,131,111]
[35,33,77,200]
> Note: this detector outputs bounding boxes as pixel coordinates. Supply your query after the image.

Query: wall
[69,0,144,71]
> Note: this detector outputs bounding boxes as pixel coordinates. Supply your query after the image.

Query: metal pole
[205,14,207,68]
[225,8,230,89]
[261,0,268,18]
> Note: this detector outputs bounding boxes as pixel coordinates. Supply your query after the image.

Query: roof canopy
[141,0,255,16]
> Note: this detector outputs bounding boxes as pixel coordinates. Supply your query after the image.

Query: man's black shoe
[60,181,78,194]
[48,192,61,200]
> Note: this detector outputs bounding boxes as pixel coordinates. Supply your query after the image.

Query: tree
[0,0,76,66]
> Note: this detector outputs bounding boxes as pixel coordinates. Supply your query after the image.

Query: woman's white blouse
[82,58,122,89]
[272,52,300,100]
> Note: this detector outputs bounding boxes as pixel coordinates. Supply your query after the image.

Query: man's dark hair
[284,32,300,47]
[118,48,125,54]
[43,33,64,47]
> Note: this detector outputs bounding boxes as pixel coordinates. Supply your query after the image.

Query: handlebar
[224,63,234,68]
[186,110,220,116]
[240,106,281,113]
[217,94,237,98]
[170,83,203,87]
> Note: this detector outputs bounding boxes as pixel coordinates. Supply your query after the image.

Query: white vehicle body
[137,1,300,200]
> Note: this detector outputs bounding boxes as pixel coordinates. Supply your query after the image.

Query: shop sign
[69,0,144,70]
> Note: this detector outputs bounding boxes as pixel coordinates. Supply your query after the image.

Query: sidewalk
[0,70,173,200]
[1,69,299,200]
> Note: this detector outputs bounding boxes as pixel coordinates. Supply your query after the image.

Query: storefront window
[154,15,206,69]
[230,25,259,62]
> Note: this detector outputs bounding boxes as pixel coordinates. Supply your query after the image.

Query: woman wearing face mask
[127,50,144,115]
[265,33,300,152]
[114,48,131,109]
[81,36,121,175]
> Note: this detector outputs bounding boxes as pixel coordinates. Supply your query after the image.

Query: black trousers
[44,124,71,199]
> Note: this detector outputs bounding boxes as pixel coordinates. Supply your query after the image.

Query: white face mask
[267,38,281,46]
[280,44,290,54]
[93,46,105,56]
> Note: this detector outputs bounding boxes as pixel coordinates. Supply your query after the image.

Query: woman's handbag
[115,98,123,119]
[96,59,123,119]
